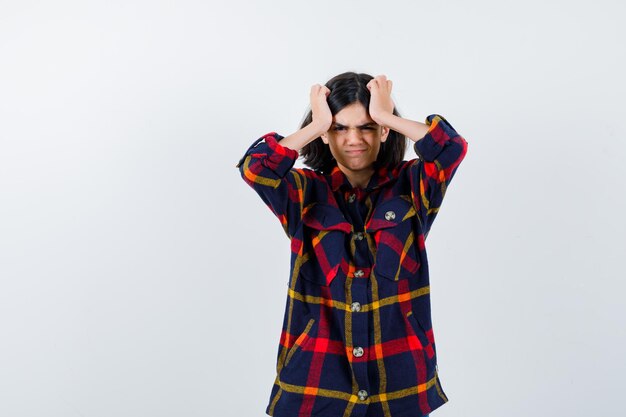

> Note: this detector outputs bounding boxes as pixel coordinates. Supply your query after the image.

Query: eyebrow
[333,122,377,128]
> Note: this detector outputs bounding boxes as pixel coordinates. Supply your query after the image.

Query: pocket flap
[302,202,352,233]
[366,196,416,232]
[299,261,343,287]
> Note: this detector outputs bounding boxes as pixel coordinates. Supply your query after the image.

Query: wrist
[308,120,331,136]
[373,112,397,128]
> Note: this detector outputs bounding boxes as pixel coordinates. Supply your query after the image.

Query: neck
[344,167,374,189]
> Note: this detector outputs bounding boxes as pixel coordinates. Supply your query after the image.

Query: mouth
[345,149,367,155]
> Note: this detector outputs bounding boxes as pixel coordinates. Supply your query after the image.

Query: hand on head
[366,74,395,126]
[308,74,395,134]
[309,84,333,132]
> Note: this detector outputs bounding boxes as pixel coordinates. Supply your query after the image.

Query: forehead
[333,103,373,125]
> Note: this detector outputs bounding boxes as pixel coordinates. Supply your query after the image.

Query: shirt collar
[327,161,396,192]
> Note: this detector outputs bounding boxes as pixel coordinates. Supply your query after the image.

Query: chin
[348,162,373,171]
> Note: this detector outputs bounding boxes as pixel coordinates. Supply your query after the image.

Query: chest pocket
[296,202,352,286]
[366,195,421,281]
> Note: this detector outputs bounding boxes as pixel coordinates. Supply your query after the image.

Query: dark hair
[300,71,406,174]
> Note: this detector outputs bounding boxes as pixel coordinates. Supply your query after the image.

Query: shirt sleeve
[235,132,305,239]
[408,114,469,239]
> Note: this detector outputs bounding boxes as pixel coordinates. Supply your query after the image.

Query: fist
[310,84,333,132]
[366,75,395,125]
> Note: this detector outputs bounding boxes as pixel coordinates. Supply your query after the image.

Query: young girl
[236,72,468,417]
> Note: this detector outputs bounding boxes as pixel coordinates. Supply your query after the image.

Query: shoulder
[382,159,420,184]
[290,167,330,183]
[292,166,321,177]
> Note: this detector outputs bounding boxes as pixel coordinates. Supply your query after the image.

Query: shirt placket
[343,187,373,410]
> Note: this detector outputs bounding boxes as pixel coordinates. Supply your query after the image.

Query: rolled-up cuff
[235,132,299,178]
[413,114,459,162]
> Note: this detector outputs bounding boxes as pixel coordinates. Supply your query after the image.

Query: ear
[380,126,390,142]
[321,132,329,144]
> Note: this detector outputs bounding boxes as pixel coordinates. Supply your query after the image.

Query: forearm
[377,113,430,142]
[277,122,328,151]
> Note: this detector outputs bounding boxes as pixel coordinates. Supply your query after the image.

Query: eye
[333,126,345,131]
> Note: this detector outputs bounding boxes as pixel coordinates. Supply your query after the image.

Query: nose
[345,127,363,142]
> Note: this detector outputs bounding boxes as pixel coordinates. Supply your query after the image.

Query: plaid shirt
[236,114,468,417]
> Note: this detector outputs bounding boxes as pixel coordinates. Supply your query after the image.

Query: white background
[1,0,625,416]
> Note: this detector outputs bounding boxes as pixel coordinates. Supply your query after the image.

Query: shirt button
[353,232,364,241]
[348,193,356,203]
[350,302,361,312]
[357,389,368,401]
[384,210,396,221]
[353,269,364,278]
[353,346,364,357]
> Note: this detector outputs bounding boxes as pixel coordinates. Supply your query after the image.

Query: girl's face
[321,102,390,176]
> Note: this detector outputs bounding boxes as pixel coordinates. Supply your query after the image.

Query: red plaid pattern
[236,114,468,417]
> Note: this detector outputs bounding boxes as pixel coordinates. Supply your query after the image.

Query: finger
[314,85,327,98]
